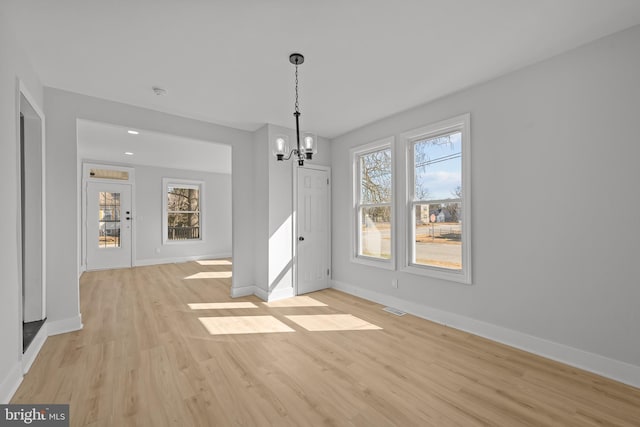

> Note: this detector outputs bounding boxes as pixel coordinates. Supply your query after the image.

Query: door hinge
[327,268,330,276]
[327,178,329,185]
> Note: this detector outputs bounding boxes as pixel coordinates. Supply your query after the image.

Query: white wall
[252,125,269,297]
[267,124,296,300]
[135,165,232,265]
[44,88,256,332]
[0,12,44,402]
[331,25,640,386]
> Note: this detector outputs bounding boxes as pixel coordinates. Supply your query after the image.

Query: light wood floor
[12,261,640,426]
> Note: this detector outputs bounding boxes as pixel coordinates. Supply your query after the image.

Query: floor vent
[383,307,406,316]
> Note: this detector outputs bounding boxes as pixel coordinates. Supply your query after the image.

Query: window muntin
[356,146,392,261]
[163,179,203,242]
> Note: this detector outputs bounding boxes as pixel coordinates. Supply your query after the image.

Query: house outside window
[163,178,204,243]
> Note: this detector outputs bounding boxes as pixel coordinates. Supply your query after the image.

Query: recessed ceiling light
[127,130,139,135]
[124,152,134,156]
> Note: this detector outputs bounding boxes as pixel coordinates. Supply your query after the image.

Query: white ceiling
[77,120,232,174]
[6,1,640,138]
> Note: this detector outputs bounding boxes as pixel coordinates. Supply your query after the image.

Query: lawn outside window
[351,137,395,270]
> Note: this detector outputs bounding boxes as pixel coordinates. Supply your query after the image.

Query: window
[163,178,204,243]
[90,168,129,180]
[352,138,394,268]
[404,114,471,283]
[98,191,121,248]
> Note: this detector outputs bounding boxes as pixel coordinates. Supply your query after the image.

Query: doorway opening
[77,120,233,274]
[19,86,47,353]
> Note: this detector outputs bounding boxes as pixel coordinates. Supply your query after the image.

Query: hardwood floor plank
[11,260,640,426]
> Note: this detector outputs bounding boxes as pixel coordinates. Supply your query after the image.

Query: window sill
[351,255,396,270]
[163,239,204,245]
[402,264,471,284]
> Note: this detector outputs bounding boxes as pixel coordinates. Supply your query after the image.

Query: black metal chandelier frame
[274,53,315,166]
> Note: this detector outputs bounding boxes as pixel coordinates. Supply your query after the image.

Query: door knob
[298,236,305,241]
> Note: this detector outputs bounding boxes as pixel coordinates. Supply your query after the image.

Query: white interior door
[296,166,330,295]
[86,181,132,270]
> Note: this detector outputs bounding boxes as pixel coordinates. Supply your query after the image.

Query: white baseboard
[135,253,232,267]
[229,285,268,302]
[22,323,48,374]
[47,314,83,336]
[254,287,268,302]
[268,287,294,302]
[230,285,256,298]
[0,363,23,404]
[332,280,640,389]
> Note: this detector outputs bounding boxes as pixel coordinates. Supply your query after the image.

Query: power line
[415,152,461,168]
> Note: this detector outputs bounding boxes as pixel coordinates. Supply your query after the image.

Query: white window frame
[350,137,395,270]
[162,178,205,244]
[402,114,471,284]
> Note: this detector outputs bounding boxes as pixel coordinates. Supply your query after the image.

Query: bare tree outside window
[360,148,392,221]
[357,146,392,260]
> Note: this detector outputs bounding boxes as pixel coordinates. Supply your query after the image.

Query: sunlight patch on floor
[185,271,232,279]
[285,314,382,332]
[263,296,328,308]
[188,302,257,310]
[199,316,295,335]
[196,259,232,266]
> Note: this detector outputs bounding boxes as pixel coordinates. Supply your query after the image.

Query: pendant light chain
[294,63,300,114]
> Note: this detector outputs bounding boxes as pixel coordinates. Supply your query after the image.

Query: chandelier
[272,53,316,166]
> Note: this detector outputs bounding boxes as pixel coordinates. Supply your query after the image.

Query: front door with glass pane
[86,182,132,270]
